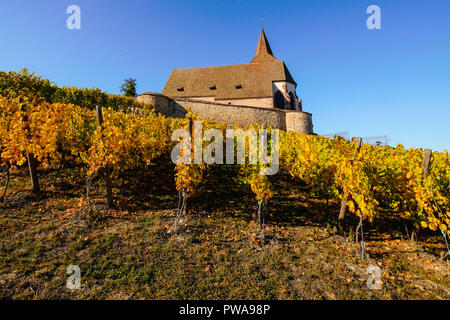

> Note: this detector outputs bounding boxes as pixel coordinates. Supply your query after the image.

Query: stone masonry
[136,92,313,134]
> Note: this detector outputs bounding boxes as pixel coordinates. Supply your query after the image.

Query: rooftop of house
[161,28,296,100]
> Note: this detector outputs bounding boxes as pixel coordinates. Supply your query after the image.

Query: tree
[120,78,137,97]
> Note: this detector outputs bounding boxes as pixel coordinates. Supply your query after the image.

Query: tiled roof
[250,28,275,63]
[161,28,296,100]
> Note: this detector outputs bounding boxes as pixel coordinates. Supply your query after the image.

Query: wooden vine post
[258,200,266,242]
[407,149,432,242]
[0,163,10,202]
[173,117,193,233]
[258,124,268,242]
[18,97,40,196]
[420,149,450,257]
[338,137,363,221]
[419,149,432,239]
[0,116,11,202]
[421,149,432,177]
[187,117,193,139]
[96,105,113,209]
[416,149,430,242]
[185,117,193,216]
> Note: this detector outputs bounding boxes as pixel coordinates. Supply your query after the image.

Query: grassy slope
[0,163,449,300]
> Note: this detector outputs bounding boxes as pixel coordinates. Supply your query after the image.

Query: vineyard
[0,70,449,299]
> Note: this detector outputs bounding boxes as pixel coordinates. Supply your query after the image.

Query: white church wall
[272,81,300,110]
[214,97,273,109]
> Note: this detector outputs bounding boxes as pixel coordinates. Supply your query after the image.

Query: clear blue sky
[1,0,449,151]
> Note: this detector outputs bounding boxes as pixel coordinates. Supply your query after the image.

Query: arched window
[289,92,296,110]
[273,90,285,109]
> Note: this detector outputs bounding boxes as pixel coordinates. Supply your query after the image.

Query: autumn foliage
[0,91,449,238]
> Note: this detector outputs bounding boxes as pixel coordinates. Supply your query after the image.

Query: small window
[209,85,217,90]
[177,87,184,92]
[235,85,243,89]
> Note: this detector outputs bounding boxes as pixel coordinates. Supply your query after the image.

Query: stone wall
[285,111,314,134]
[136,92,313,134]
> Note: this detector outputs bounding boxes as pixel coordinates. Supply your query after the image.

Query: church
[161,28,303,111]
[137,28,313,134]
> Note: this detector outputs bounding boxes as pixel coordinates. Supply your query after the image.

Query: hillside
[0,70,449,300]
[0,164,449,300]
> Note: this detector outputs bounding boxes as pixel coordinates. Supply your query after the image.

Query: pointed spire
[251,27,277,63]
[255,27,273,56]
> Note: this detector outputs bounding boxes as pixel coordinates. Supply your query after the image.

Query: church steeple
[251,27,277,63]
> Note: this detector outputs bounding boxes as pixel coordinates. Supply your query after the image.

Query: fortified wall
[136,92,313,134]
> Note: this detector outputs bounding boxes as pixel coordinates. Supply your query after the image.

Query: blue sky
[1,0,449,151]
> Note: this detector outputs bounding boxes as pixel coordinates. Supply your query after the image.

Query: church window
[273,90,285,109]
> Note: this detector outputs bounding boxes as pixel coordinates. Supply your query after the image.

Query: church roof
[250,28,277,63]
[161,28,296,100]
